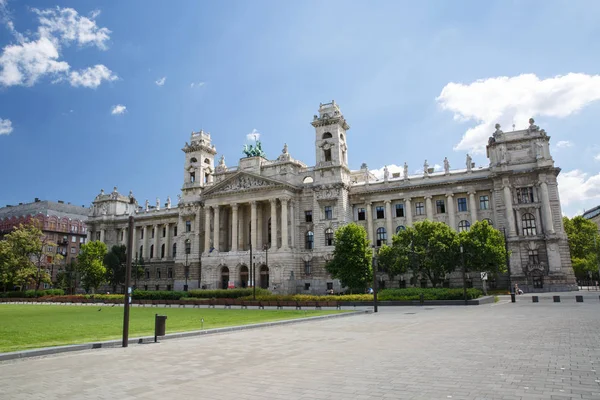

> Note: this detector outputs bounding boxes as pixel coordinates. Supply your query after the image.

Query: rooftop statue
[242,137,266,158]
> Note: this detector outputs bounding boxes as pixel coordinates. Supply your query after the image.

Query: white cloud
[69,64,117,88]
[190,82,205,88]
[246,128,260,141]
[0,6,114,88]
[433,163,442,171]
[111,104,126,115]
[0,118,12,135]
[595,153,600,161]
[436,73,600,154]
[0,0,24,42]
[370,164,404,179]
[555,140,573,149]
[557,169,600,216]
[155,76,166,86]
[33,7,111,50]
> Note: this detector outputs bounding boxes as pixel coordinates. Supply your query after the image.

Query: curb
[0,310,368,362]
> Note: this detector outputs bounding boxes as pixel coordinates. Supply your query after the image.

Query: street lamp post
[371,245,378,313]
[249,239,256,299]
[122,215,134,347]
[460,244,467,305]
[502,228,513,295]
[184,239,190,291]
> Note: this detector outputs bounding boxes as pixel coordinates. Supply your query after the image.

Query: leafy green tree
[563,216,600,281]
[458,220,507,276]
[78,241,108,293]
[377,244,408,283]
[325,223,372,292]
[104,245,127,293]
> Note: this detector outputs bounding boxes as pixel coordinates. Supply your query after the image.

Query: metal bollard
[553,296,560,303]
[510,293,516,303]
[532,296,539,303]
[576,295,583,303]
[154,314,167,343]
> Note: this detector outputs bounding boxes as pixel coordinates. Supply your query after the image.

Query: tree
[325,223,372,292]
[78,241,108,293]
[55,261,78,294]
[104,245,127,293]
[563,216,600,281]
[459,220,507,277]
[377,244,408,282]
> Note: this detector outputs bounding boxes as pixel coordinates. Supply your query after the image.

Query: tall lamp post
[502,228,513,294]
[184,238,190,291]
[249,239,256,299]
[460,244,467,305]
[122,214,134,347]
[371,245,379,313]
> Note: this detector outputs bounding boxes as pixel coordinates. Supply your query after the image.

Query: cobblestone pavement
[1,298,599,400]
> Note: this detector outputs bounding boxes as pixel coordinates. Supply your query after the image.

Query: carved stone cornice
[182,140,217,155]
[311,114,350,130]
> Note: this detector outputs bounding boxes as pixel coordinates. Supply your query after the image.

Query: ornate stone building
[87,101,576,293]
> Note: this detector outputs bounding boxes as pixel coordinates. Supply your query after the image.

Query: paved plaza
[1,294,600,400]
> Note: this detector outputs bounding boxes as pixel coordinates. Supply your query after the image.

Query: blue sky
[1,0,600,216]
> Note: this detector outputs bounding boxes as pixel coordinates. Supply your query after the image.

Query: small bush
[378,288,482,301]
[0,289,65,298]
[187,288,271,299]
[132,290,189,300]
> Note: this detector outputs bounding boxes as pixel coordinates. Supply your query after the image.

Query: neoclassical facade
[87,101,577,293]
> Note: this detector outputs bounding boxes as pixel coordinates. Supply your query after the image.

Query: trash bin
[532,296,539,303]
[155,314,167,342]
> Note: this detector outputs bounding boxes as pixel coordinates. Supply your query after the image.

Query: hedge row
[378,288,483,301]
[187,288,271,299]
[132,290,189,300]
[0,289,64,298]
[240,294,373,302]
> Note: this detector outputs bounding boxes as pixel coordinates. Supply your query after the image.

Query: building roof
[0,200,89,222]
[582,205,600,220]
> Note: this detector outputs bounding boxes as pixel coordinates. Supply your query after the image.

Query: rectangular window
[185,220,191,232]
[480,195,489,210]
[528,249,539,264]
[151,228,155,239]
[70,247,75,254]
[457,198,468,212]
[357,208,366,221]
[168,268,173,279]
[327,282,333,290]
[324,149,332,162]
[141,229,144,239]
[436,200,445,214]
[162,227,166,237]
[395,204,404,218]
[144,285,148,291]
[145,269,150,279]
[304,260,311,275]
[71,236,76,243]
[324,206,333,220]
[47,246,54,253]
[80,237,85,244]
[517,187,534,204]
[305,210,312,223]
[376,206,385,219]
[96,232,101,240]
[157,269,161,279]
[155,285,160,291]
[167,285,172,291]
[174,226,178,236]
[120,231,124,241]
[415,202,424,216]
[304,283,311,290]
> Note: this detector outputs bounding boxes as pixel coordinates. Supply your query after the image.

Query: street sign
[480,272,488,281]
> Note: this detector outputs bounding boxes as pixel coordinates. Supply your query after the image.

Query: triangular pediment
[202,171,297,197]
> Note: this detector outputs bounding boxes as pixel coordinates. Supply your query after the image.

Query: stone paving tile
[1,300,599,399]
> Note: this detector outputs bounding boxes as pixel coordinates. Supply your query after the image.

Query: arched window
[322,132,332,139]
[483,218,493,226]
[161,244,165,258]
[305,231,314,250]
[376,227,387,246]
[396,225,406,233]
[190,157,197,163]
[340,133,344,141]
[303,176,314,184]
[150,245,154,258]
[522,213,537,236]
[458,220,471,232]
[204,158,210,164]
[172,243,177,258]
[325,228,334,246]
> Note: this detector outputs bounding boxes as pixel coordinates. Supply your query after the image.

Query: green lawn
[0,305,342,353]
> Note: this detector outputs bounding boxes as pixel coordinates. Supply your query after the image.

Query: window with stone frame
[528,249,540,264]
[155,285,160,291]
[415,202,424,215]
[172,243,177,258]
[458,220,471,232]
[185,220,191,232]
[139,245,143,259]
[305,231,314,250]
[152,228,155,239]
[174,226,178,236]
[157,268,161,279]
[457,197,468,212]
[395,203,404,217]
[516,187,534,204]
[168,268,173,279]
[325,228,334,246]
[522,213,537,236]
[479,195,490,210]
[396,225,406,233]
[324,206,333,220]
[120,231,124,241]
[376,206,385,219]
[167,285,172,291]
[141,229,144,239]
[376,227,387,247]
[436,200,445,214]
[150,245,154,258]
[161,244,165,258]
[324,148,332,162]
[145,269,150,279]
[357,208,366,221]
[144,285,148,291]
[304,260,311,275]
[185,241,191,254]
[305,210,312,223]
[162,227,166,237]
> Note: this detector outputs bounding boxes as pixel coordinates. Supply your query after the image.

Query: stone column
[164,223,170,259]
[270,199,277,249]
[446,194,455,231]
[425,196,433,220]
[213,205,220,252]
[404,198,413,227]
[468,191,478,224]
[365,202,373,243]
[143,226,149,259]
[384,200,393,245]
[122,228,127,245]
[257,204,263,250]
[539,180,555,234]
[154,224,159,259]
[100,229,105,243]
[204,207,211,254]
[250,201,257,250]
[281,198,289,250]
[238,206,245,250]
[290,200,296,248]
[503,184,516,236]
[231,203,238,252]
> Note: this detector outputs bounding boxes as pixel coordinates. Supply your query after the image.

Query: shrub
[132,290,189,300]
[378,288,482,301]
[187,288,271,299]
[0,289,65,298]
